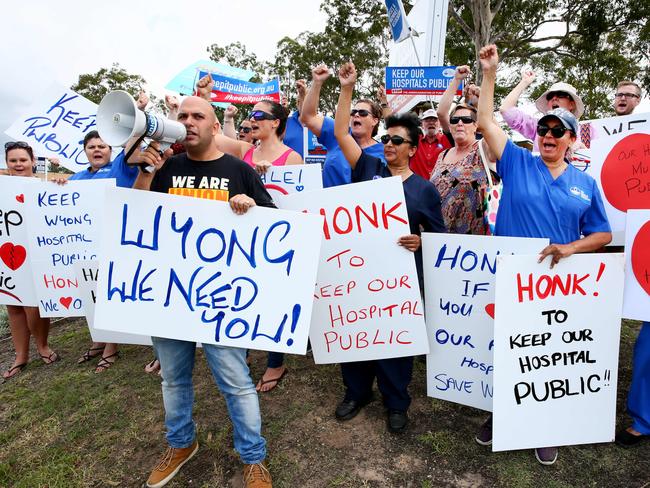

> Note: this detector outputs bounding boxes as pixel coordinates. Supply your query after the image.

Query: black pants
[340,356,414,411]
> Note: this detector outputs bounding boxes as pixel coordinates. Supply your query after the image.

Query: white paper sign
[623,209,650,321]
[25,179,114,317]
[493,254,625,451]
[589,130,650,245]
[587,112,650,139]
[278,177,429,363]
[93,187,322,353]
[74,260,153,345]
[5,83,98,173]
[423,234,548,411]
[259,165,322,201]
[0,176,39,306]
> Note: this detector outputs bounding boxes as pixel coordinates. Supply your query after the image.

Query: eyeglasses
[249,111,277,121]
[5,141,31,151]
[615,92,640,99]
[350,109,371,117]
[238,126,252,133]
[380,134,411,145]
[546,91,573,101]
[536,124,571,138]
[449,115,475,125]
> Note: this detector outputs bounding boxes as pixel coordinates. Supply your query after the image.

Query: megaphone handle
[138,163,156,174]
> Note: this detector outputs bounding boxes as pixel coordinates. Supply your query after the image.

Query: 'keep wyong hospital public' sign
[93,187,322,353]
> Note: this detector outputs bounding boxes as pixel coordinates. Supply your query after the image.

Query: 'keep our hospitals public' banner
[385,66,463,96]
[198,71,280,104]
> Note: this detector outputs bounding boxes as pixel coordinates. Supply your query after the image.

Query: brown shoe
[146,440,198,488]
[243,461,272,488]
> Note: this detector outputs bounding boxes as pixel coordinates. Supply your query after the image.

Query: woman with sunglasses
[333,62,445,432]
[476,44,611,466]
[2,141,59,382]
[300,64,385,188]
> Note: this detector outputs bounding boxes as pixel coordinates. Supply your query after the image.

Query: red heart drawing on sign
[632,220,650,296]
[0,242,27,271]
[485,303,495,319]
[59,297,73,309]
[15,194,24,203]
[600,133,650,212]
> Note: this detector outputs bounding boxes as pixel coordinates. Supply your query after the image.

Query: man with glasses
[613,81,642,116]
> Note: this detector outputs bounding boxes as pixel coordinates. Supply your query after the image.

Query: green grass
[0,306,8,338]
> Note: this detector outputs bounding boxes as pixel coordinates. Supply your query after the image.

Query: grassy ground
[0,319,649,487]
[0,306,8,338]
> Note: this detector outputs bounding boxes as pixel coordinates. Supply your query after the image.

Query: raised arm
[438,65,470,132]
[377,85,392,119]
[477,45,508,159]
[295,79,307,114]
[499,70,536,114]
[222,105,238,140]
[334,62,363,170]
[299,64,330,137]
[165,94,179,121]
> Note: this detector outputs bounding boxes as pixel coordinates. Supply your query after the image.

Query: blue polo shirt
[68,150,138,188]
[283,111,304,158]
[495,140,610,244]
[317,116,385,188]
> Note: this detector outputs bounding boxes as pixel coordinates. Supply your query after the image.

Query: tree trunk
[471,0,493,84]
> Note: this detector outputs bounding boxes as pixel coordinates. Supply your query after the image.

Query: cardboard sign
[385,66,462,96]
[93,187,321,353]
[0,176,39,306]
[277,177,429,363]
[5,83,98,173]
[74,260,152,345]
[24,179,114,317]
[259,165,322,201]
[493,254,625,451]
[623,209,650,321]
[589,131,650,245]
[423,234,548,411]
[588,112,650,139]
[198,71,280,104]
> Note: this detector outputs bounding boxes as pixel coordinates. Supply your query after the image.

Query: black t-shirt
[151,152,274,207]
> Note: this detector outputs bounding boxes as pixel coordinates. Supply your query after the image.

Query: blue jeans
[152,337,267,464]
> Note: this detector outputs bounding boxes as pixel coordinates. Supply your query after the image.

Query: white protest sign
[623,209,650,321]
[277,177,429,363]
[259,164,322,201]
[24,179,114,317]
[587,112,650,139]
[73,260,152,346]
[5,83,97,173]
[0,176,39,306]
[423,234,548,411]
[493,254,624,451]
[93,187,321,353]
[589,130,650,245]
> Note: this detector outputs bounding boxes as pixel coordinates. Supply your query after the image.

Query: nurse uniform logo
[373,175,383,180]
[569,185,591,203]
[442,68,456,78]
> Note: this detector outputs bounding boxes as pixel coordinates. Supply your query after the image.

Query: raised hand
[479,45,499,72]
[295,79,307,98]
[165,94,179,112]
[455,65,471,81]
[312,64,331,83]
[196,73,215,101]
[338,62,357,87]
[521,69,536,86]
[224,105,238,121]
[136,91,149,110]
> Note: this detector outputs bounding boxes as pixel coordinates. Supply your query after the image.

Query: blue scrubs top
[283,111,304,158]
[68,150,138,188]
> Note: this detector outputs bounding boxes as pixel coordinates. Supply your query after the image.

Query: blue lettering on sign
[107,260,157,302]
[481,380,493,398]
[435,328,475,348]
[433,373,473,393]
[433,244,498,274]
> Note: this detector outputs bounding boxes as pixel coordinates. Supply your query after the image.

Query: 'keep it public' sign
[385,66,462,96]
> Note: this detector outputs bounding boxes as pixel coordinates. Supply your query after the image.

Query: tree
[72,63,146,105]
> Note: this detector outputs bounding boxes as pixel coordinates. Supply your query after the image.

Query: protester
[2,141,59,382]
[133,96,273,488]
[300,64,385,187]
[282,79,307,157]
[476,43,612,465]
[613,81,642,116]
[437,65,474,133]
[332,62,445,433]
[409,108,452,180]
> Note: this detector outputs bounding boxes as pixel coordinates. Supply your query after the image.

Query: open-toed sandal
[40,351,60,365]
[95,352,119,374]
[77,346,104,364]
[1,362,27,383]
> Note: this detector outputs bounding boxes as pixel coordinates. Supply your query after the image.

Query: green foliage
[71,63,146,105]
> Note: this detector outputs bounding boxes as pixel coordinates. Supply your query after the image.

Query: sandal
[1,362,27,383]
[77,346,104,364]
[95,352,119,374]
[144,358,161,374]
[256,368,288,393]
[40,351,60,365]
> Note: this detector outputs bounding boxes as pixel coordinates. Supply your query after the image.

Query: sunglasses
[249,111,277,121]
[536,124,571,138]
[350,109,371,117]
[546,91,572,101]
[449,115,475,125]
[380,134,411,146]
[5,141,31,151]
[238,126,252,133]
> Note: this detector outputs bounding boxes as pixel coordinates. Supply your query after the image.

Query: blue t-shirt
[317,116,385,188]
[68,150,137,188]
[283,111,304,158]
[353,152,446,280]
[495,140,610,244]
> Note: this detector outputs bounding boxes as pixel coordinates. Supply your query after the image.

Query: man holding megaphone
[131,96,274,488]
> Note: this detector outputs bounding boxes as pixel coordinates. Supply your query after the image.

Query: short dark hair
[259,100,288,136]
[450,103,477,120]
[83,130,111,149]
[5,141,34,161]
[356,98,383,137]
[385,112,421,148]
